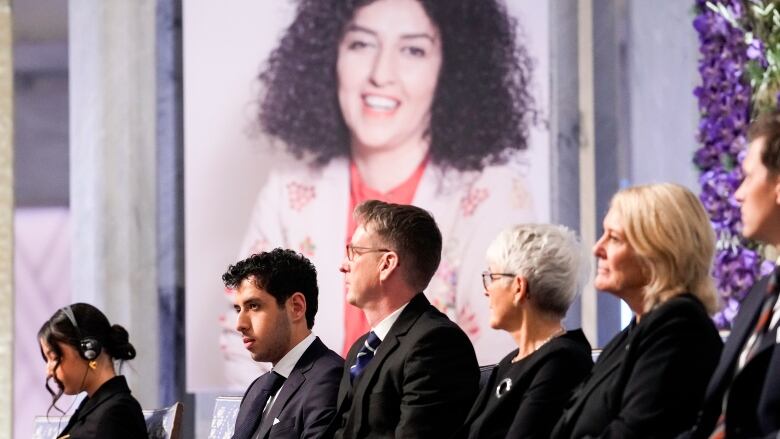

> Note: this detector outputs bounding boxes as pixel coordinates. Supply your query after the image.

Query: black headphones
[61,305,103,361]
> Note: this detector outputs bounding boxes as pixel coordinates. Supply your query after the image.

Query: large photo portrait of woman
[185,0,551,391]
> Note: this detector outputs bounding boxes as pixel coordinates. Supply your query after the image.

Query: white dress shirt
[253,332,317,438]
[372,302,409,352]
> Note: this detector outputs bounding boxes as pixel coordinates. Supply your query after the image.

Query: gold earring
[89,360,97,370]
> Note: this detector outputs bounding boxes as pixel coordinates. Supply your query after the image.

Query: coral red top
[342,157,429,355]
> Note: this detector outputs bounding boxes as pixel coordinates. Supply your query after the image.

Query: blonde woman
[551,183,723,438]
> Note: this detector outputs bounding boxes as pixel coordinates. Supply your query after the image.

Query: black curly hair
[222,248,319,329]
[38,303,137,414]
[258,0,535,172]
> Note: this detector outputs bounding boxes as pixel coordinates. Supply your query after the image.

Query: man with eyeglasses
[326,200,479,439]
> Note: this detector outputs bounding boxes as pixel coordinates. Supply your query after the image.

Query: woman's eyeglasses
[481,271,516,290]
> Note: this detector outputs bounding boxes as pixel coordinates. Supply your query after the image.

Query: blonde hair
[609,183,719,314]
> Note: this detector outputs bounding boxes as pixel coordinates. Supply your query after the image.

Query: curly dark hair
[222,248,319,329]
[258,0,535,172]
[38,303,137,414]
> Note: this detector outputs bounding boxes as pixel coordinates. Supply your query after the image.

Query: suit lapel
[256,338,326,439]
[336,335,364,410]
[753,323,779,357]
[256,372,302,439]
[564,327,629,421]
[706,277,769,398]
[350,294,428,400]
[234,374,274,439]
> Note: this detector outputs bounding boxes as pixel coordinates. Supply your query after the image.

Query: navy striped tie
[349,331,381,382]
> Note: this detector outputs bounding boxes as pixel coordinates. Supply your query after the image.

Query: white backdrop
[184,0,551,392]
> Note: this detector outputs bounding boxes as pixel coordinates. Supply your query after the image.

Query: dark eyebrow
[243,298,262,307]
[344,24,436,43]
[400,33,436,43]
[344,24,377,37]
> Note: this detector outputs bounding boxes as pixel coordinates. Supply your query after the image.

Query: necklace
[512,325,566,363]
[535,326,566,352]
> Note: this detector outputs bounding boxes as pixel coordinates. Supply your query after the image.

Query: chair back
[144,401,183,439]
[208,396,242,439]
[478,364,495,390]
[32,415,70,439]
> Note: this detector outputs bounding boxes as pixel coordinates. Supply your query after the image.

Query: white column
[69,0,159,407]
[578,0,598,346]
[627,0,700,190]
[549,0,583,329]
[0,0,14,435]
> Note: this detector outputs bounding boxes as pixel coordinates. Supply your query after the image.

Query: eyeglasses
[481,271,516,290]
[346,244,391,261]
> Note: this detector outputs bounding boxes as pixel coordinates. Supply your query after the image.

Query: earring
[89,360,97,370]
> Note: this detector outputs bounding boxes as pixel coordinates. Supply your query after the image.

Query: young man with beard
[224,249,343,439]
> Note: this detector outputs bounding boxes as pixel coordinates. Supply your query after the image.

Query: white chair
[208,396,242,439]
[144,401,183,439]
[32,415,70,439]
[32,401,183,439]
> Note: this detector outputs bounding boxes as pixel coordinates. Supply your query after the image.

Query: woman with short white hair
[458,223,593,439]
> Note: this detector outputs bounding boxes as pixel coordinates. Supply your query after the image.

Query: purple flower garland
[693,0,774,328]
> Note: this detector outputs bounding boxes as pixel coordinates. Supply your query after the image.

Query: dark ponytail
[106,324,137,360]
[38,303,137,415]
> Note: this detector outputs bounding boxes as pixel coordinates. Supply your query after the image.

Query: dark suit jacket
[329,293,479,439]
[551,294,723,439]
[57,375,147,439]
[458,329,593,439]
[684,275,780,439]
[233,336,343,439]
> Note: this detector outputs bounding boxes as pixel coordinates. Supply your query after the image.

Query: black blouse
[58,375,147,439]
[550,294,723,439]
[459,329,593,439]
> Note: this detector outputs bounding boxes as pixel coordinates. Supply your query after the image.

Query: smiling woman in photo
[220,0,539,386]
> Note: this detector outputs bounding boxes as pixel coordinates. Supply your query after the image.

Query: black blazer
[458,329,593,439]
[329,293,479,439]
[684,275,780,438]
[57,375,147,439]
[551,293,723,439]
[233,336,343,439]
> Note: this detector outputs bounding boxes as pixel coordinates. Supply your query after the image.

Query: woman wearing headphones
[38,302,147,438]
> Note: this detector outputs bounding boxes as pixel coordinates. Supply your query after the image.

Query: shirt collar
[372,302,409,341]
[271,332,317,379]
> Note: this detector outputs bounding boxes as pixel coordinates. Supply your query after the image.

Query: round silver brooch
[496,378,512,398]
